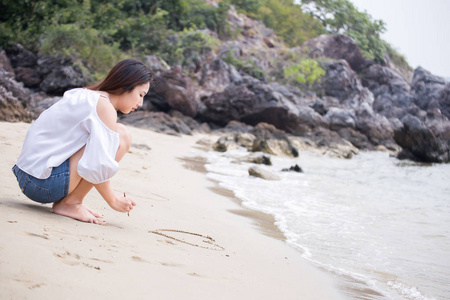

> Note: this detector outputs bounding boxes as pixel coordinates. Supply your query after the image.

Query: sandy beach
[0,121,344,300]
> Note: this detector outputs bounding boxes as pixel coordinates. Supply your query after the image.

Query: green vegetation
[0,0,228,81]
[384,42,413,74]
[223,52,266,81]
[300,0,387,62]
[0,0,409,81]
[284,58,325,88]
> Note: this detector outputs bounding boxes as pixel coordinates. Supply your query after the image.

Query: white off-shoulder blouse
[16,88,120,184]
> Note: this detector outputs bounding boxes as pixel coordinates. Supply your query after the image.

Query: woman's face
[120,82,150,114]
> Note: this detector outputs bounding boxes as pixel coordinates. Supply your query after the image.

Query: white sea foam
[192,147,450,300]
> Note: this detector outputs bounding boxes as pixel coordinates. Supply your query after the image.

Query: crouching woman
[12,59,152,224]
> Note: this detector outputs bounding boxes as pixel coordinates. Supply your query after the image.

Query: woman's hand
[109,194,136,213]
[94,180,136,214]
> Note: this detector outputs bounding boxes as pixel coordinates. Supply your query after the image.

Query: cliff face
[1,6,449,163]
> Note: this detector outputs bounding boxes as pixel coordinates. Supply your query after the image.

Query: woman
[12,59,152,224]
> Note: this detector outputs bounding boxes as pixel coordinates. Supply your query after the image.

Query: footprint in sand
[26,232,49,240]
[53,251,81,266]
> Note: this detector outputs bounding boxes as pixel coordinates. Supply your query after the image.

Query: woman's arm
[95,180,136,212]
[95,97,136,212]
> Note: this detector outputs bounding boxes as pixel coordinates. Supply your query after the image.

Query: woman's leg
[53,123,132,224]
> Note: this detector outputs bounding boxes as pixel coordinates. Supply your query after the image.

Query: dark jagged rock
[281,164,303,173]
[361,64,410,96]
[321,60,365,103]
[168,110,211,133]
[0,85,33,122]
[304,34,373,72]
[0,68,33,107]
[119,111,193,136]
[14,67,41,88]
[146,67,198,117]
[199,58,242,99]
[5,44,37,68]
[39,63,86,95]
[325,107,357,130]
[235,153,272,165]
[437,83,450,120]
[200,80,308,134]
[0,50,14,76]
[394,114,449,163]
[412,67,447,113]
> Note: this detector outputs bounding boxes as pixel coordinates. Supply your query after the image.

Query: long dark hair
[87,59,152,94]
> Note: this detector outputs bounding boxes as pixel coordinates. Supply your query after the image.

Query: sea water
[191,147,450,300]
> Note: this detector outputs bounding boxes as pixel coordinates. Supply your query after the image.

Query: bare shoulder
[96,97,117,131]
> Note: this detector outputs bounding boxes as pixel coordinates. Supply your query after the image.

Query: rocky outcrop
[198,58,242,99]
[394,114,449,163]
[0,85,33,122]
[412,67,447,115]
[1,9,449,164]
[212,122,299,157]
[37,55,86,94]
[145,67,198,117]
[119,110,209,136]
[4,44,87,95]
[304,34,373,72]
[0,68,34,122]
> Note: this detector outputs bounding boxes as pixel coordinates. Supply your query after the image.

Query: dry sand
[0,121,345,300]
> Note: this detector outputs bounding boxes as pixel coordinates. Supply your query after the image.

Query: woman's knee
[115,123,131,161]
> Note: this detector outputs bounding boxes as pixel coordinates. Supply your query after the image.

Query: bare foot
[85,206,104,219]
[53,202,105,225]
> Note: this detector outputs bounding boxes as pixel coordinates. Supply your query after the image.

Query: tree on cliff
[299,0,387,62]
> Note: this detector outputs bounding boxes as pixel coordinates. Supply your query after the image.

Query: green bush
[159,27,219,69]
[300,0,387,62]
[223,52,266,81]
[225,0,262,15]
[40,24,124,81]
[252,0,325,47]
[284,58,325,88]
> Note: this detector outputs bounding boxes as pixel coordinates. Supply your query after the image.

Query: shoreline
[179,155,286,241]
[0,121,345,300]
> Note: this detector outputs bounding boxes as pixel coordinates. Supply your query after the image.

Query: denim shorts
[12,159,70,204]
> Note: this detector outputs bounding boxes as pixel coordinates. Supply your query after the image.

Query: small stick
[124,192,129,216]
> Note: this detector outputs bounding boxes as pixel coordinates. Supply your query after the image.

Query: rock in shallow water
[248,167,280,181]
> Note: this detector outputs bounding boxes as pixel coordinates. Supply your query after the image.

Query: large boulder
[198,58,242,98]
[394,114,449,163]
[5,44,37,68]
[436,83,450,119]
[0,67,33,107]
[248,166,280,181]
[145,67,198,117]
[200,79,309,133]
[37,55,86,95]
[361,64,410,96]
[321,60,367,106]
[14,67,41,88]
[412,67,447,113]
[304,34,373,72]
[0,85,33,122]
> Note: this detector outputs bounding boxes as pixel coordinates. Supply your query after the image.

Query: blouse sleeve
[77,118,120,184]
